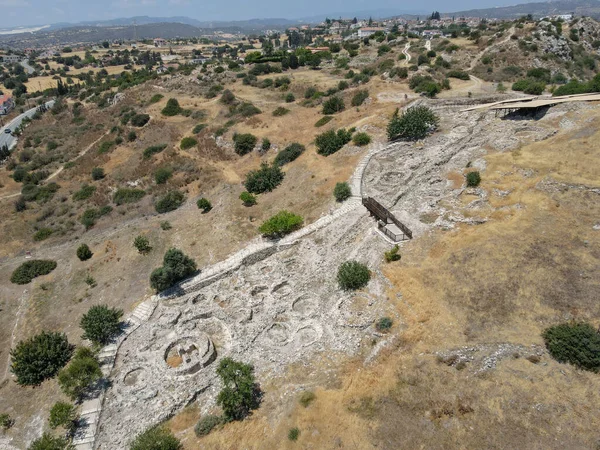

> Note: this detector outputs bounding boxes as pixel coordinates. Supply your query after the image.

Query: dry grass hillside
[164,106,600,449]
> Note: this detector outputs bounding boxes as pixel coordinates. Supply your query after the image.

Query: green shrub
[315,128,353,156]
[155,191,185,213]
[91,167,105,180]
[272,106,290,117]
[512,79,545,95]
[81,305,123,345]
[180,137,198,150]
[333,182,352,202]
[261,138,271,152]
[127,131,137,142]
[34,228,53,241]
[113,188,145,205]
[244,163,284,194]
[527,67,551,82]
[337,261,370,291]
[259,211,303,238]
[77,244,93,261]
[130,426,182,450]
[233,133,258,155]
[285,93,296,103]
[154,167,173,184]
[315,116,333,127]
[288,427,300,441]
[0,413,14,431]
[197,198,212,212]
[160,221,172,230]
[446,70,470,80]
[28,433,74,450]
[299,391,316,407]
[11,260,57,284]
[10,331,73,385]
[542,322,600,372]
[80,206,112,229]
[322,96,345,114]
[387,106,439,141]
[150,248,197,292]
[376,317,393,332]
[384,245,401,262]
[72,184,96,201]
[240,191,257,206]
[352,132,371,146]
[216,358,260,421]
[161,98,183,116]
[57,347,102,400]
[193,124,207,134]
[220,89,236,104]
[274,143,305,166]
[149,93,164,104]
[351,90,369,107]
[194,415,222,437]
[143,144,168,159]
[134,235,151,254]
[49,401,77,431]
[466,171,481,187]
[98,141,115,154]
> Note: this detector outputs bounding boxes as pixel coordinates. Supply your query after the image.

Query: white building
[358,27,386,38]
[1,55,20,63]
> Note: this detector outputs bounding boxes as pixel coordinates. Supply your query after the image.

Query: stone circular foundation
[292,295,318,316]
[123,368,146,387]
[162,334,216,375]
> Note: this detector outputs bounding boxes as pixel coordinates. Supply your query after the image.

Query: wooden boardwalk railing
[362,197,413,240]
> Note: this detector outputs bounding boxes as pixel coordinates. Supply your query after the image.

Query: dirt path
[402,42,412,64]
[468,27,515,71]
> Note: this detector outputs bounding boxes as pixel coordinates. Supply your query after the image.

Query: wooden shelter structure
[362,197,413,242]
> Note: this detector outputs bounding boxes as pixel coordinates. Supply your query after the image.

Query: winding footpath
[402,42,412,64]
[72,140,393,450]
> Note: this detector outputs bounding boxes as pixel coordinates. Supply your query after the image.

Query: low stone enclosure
[94,99,577,448]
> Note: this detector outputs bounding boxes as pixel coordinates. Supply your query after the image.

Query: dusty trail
[468,27,515,71]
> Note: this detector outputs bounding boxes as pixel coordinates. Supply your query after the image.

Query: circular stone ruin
[163,334,217,375]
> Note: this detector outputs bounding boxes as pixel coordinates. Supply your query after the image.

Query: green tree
[216,358,261,421]
[154,167,173,184]
[387,106,439,141]
[273,143,305,166]
[49,401,77,432]
[244,163,284,194]
[315,128,353,156]
[28,433,74,450]
[352,132,371,146]
[10,332,73,386]
[333,182,352,202]
[233,133,258,155]
[543,322,600,372]
[161,98,183,116]
[150,248,197,292]
[134,235,152,254]
[80,305,123,345]
[76,244,93,261]
[197,198,212,212]
[258,211,303,238]
[57,347,102,400]
[322,96,345,114]
[91,167,105,180]
[337,261,371,291]
[155,191,185,214]
[130,426,182,450]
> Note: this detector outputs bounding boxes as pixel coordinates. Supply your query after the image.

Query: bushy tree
[155,191,185,213]
[240,191,257,206]
[150,248,197,292]
[10,331,73,385]
[154,167,173,184]
[49,401,77,432]
[91,167,105,180]
[220,89,236,104]
[352,132,371,146]
[233,133,257,155]
[161,98,183,116]
[315,128,353,156]
[58,347,102,400]
[244,163,284,194]
[134,235,152,254]
[80,305,123,345]
[28,433,74,450]
[10,260,58,285]
[273,143,305,166]
[76,244,93,261]
[258,211,303,238]
[387,106,439,141]
[322,96,345,114]
[216,358,260,421]
[130,426,182,450]
[333,182,352,202]
[337,261,371,291]
[197,198,212,213]
[543,322,600,372]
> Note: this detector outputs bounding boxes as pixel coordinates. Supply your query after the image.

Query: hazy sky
[0,0,537,28]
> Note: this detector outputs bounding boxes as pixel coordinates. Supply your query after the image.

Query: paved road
[0,100,54,150]
[19,59,35,75]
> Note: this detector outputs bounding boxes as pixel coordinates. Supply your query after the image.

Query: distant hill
[445,0,600,19]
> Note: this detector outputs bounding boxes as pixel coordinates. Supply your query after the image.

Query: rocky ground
[94,98,579,449]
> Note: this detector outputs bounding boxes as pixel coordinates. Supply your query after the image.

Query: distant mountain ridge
[446,0,600,19]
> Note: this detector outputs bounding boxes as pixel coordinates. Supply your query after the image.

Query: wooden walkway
[362,197,413,241]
